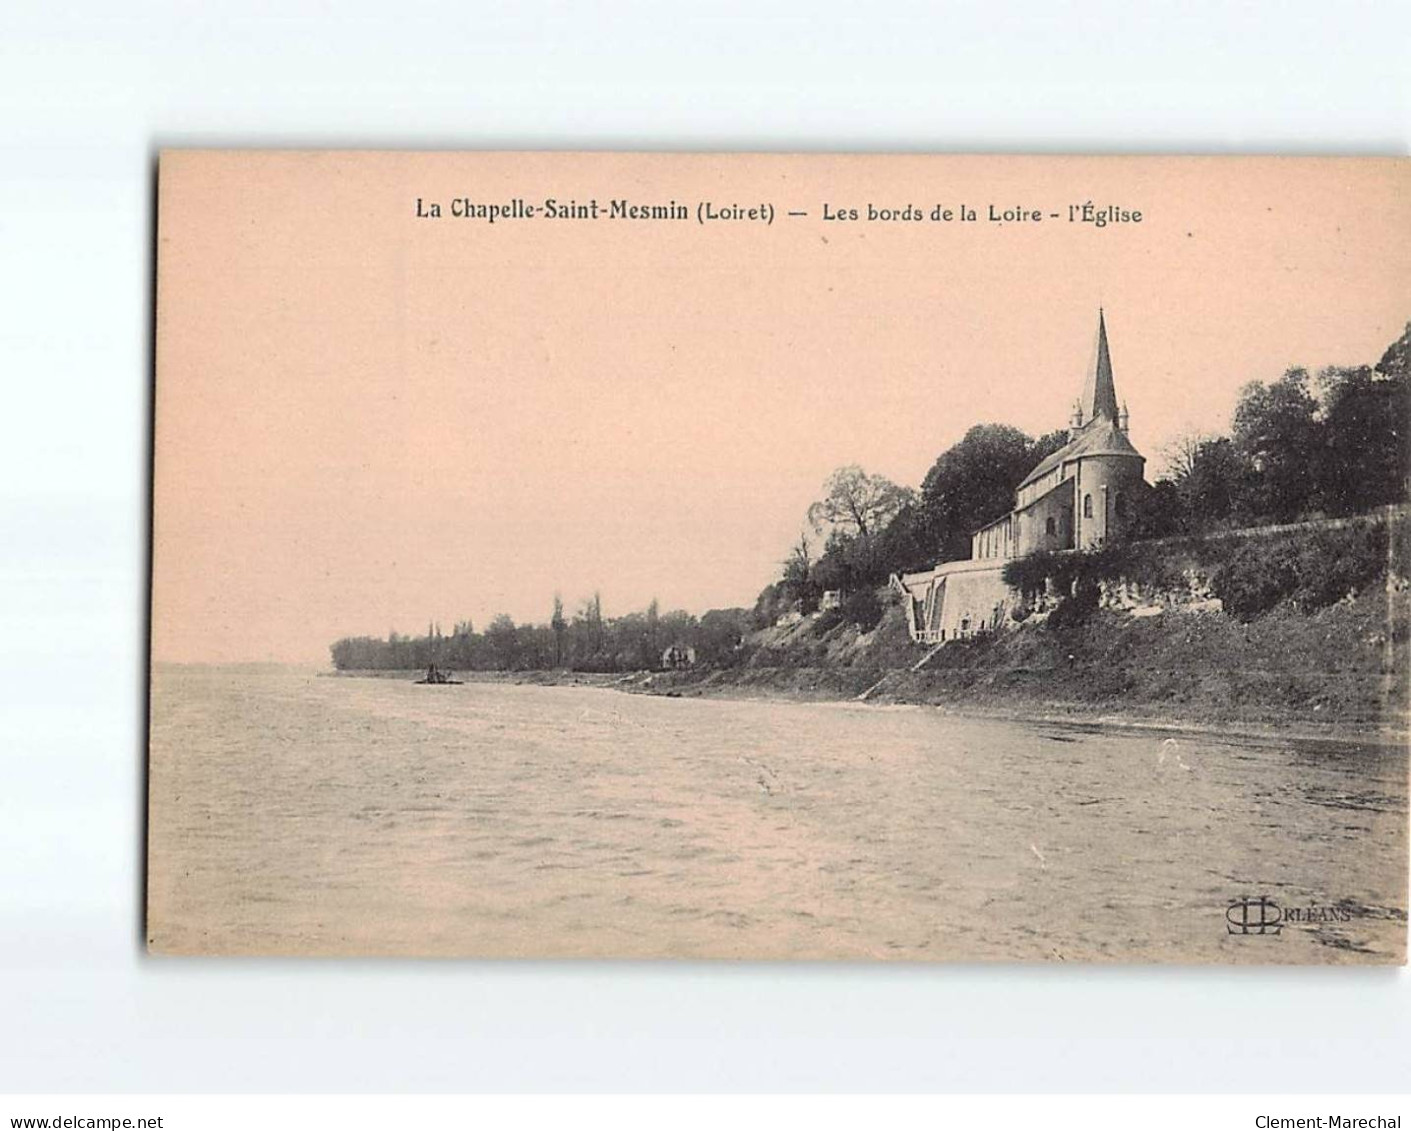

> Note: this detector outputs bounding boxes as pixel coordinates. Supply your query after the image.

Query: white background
[1,0,1408,1094]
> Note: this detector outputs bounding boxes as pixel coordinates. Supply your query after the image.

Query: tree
[807,465,917,541]
[696,608,748,664]
[750,580,791,630]
[811,529,860,594]
[1165,435,1257,530]
[780,531,820,614]
[485,613,520,670]
[1031,429,1072,467]
[645,597,661,666]
[841,587,884,631]
[919,424,1058,562]
[576,591,605,657]
[1232,368,1321,521]
[550,593,566,667]
[1126,479,1183,540]
[869,502,933,577]
[1376,321,1410,381]
[1161,431,1209,485]
[1316,364,1409,515]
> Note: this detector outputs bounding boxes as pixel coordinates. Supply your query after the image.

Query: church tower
[1005,310,1147,556]
[1067,308,1145,549]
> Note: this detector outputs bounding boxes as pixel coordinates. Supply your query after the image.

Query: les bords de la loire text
[413,197,1142,227]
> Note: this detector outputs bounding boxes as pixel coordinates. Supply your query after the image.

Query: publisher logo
[1226,896,1283,935]
[1225,895,1359,936]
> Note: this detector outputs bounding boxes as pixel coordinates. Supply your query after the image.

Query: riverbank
[324,579,1408,743]
[631,587,1407,742]
[616,668,1411,746]
[324,668,630,689]
[326,669,1405,749]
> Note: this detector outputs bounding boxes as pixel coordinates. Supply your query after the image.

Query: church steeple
[1081,308,1121,424]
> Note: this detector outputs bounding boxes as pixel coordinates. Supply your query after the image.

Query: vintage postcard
[149,152,1409,961]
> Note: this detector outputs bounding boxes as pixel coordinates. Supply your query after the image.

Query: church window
[1114,491,1125,517]
[1083,493,1093,518]
[1045,516,1055,536]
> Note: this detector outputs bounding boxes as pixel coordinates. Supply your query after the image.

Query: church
[892,311,1147,644]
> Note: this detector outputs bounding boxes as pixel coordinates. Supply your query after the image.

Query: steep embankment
[629,584,1408,737]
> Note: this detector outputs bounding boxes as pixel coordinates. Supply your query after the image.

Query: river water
[147,665,1407,962]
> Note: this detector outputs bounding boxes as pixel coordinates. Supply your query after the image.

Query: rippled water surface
[148,666,1407,961]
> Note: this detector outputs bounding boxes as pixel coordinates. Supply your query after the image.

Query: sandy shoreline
[322,666,1409,747]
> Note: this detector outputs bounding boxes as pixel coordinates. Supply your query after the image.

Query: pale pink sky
[152,153,1411,662]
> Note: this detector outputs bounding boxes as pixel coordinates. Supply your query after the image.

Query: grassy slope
[639,586,1409,735]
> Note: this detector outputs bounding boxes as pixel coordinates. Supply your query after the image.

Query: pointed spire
[1081,308,1121,424]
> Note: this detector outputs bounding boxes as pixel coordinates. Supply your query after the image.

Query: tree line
[759,322,1410,625]
[1141,330,1408,535]
[330,596,752,673]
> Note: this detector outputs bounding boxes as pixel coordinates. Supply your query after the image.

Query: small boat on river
[414,663,463,685]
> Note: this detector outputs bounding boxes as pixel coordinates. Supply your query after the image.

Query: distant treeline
[757,322,1411,626]
[330,597,753,673]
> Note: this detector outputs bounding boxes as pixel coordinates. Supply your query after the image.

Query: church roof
[1081,309,1120,423]
[1017,418,1143,490]
[1013,467,1077,512]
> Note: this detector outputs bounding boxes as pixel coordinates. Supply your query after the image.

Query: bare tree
[783,531,812,586]
[807,465,917,540]
[1160,430,1213,484]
